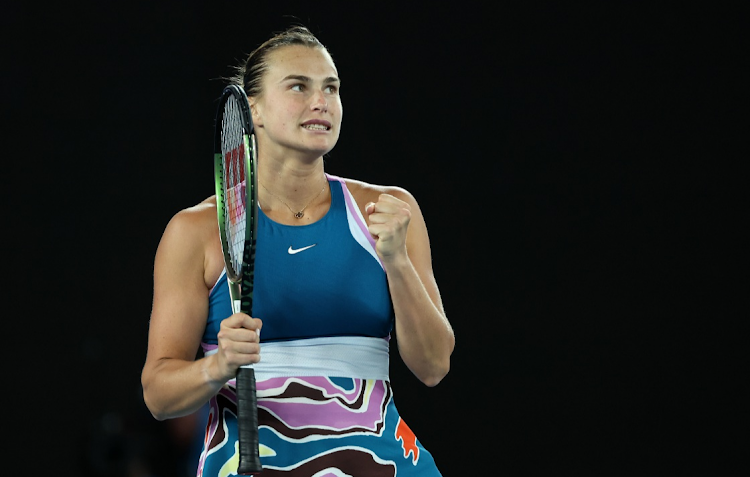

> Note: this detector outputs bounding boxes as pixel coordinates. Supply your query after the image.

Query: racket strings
[221,95,248,276]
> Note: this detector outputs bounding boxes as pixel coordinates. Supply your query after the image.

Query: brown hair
[229,25,329,98]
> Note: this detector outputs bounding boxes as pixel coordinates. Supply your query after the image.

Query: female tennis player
[141,25,455,476]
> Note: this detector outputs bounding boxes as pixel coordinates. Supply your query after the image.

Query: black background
[5,2,747,476]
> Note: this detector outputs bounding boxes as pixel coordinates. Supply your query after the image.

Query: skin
[141,44,455,421]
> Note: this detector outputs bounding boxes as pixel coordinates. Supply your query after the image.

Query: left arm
[366,190,455,387]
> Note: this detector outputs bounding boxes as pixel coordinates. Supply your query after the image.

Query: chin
[307,140,338,155]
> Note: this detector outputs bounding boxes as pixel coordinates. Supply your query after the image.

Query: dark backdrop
[6,2,746,476]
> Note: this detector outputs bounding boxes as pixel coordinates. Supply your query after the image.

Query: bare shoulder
[167,196,216,229]
[340,177,418,208]
[156,195,223,288]
[158,196,218,254]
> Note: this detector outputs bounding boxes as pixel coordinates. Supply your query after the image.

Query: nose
[311,90,328,112]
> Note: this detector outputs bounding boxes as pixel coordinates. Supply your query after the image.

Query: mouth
[301,120,332,131]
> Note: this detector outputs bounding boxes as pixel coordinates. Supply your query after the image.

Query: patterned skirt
[197,338,442,476]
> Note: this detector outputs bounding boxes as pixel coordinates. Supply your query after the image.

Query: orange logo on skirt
[395,417,419,464]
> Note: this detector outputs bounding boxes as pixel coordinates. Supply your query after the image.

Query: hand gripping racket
[214,84,261,474]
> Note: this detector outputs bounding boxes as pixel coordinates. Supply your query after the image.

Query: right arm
[140,202,261,421]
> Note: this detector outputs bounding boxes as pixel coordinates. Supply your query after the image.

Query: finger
[240,315,263,332]
[368,211,411,229]
[367,212,391,225]
[231,340,261,356]
[382,193,410,210]
[371,194,404,211]
[221,342,261,368]
[368,222,394,238]
[367,207,407,225]
[366,193,404,211]
[217,328,261,348]
[219,316,261,338]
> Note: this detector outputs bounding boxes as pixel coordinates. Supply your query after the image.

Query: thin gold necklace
[260,181,327,219]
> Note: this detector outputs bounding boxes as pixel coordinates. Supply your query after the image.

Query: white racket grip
[233,298,257,370]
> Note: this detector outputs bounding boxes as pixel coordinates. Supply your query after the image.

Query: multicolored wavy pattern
[197,377,437,476]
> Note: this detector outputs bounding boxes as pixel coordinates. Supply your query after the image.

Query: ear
[248,97,263,127]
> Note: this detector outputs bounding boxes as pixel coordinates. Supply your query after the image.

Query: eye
[324,85,339,94]
[291,84,304,92]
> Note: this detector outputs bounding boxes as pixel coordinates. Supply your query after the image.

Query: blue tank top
[204,175,394,343]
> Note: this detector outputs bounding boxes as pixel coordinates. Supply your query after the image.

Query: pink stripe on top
[326,174,383,270]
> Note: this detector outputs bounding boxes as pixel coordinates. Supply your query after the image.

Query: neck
[260,150,325,187]
[258,160,328,217]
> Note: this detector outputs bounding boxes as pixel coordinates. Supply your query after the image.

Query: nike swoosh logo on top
[288,244,317,255]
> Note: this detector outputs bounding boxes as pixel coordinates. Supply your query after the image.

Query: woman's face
[250,45,342,159]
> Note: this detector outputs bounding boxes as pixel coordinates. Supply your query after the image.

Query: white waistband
[207,336,390,381]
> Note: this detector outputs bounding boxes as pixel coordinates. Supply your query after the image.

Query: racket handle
[236,366,261,474]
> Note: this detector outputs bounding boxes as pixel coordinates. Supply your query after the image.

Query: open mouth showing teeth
[302,124,330,131]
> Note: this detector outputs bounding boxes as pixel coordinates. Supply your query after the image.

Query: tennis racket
[214,84,261,474]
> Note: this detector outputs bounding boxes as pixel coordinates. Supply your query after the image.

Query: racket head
[213,85,262,475]
[214,85,258,286]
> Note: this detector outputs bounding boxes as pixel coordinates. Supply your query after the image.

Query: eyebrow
[281,74,341,84]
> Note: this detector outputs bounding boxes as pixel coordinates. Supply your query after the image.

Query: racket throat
[228,282,243,314]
